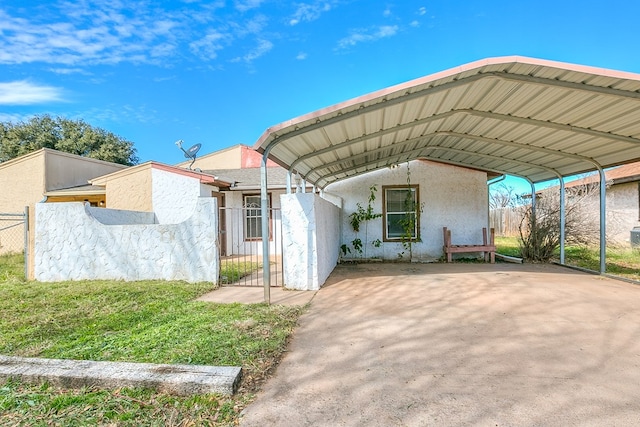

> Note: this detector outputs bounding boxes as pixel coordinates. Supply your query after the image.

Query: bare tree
[518,182,601,262]
[489,183,518,209]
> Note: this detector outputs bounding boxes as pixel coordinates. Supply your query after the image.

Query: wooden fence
[489,208,522,237]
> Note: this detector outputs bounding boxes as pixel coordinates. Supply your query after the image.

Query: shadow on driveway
[240,262,640,426]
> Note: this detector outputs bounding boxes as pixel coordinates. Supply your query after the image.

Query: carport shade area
[253,55,640,278]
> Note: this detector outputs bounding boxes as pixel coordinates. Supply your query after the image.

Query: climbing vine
[342,185,382,258]
[397,163,423,260]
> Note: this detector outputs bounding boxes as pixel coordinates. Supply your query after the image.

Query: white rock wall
[151,168,201,224]
[281,193,340,290]
[35,198,219,283]
[88,206,155,225]
[314,194,341,286]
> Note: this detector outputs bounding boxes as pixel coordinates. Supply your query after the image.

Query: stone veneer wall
[35,198,219,283]
[281,193,340,290]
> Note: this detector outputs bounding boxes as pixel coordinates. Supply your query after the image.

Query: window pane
[246,217,262,238]
[245,196,263,239]
[386,189,415,212]
[245,196,261,209]
[387,213,416,238]
[384,187,418,240]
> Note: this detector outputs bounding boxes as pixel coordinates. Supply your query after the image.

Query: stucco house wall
[92,162,223,224]
[606,182,640,243]
[570,181,640,245]
[0,149,126,272]
[102,167,153,213]
[326,159,489,261]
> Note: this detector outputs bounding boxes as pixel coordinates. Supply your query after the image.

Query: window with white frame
[383,185,419,241]
[244,195,270,240]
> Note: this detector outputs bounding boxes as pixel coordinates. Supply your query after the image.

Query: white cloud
[0,81,65,105]
[289,2,332,25]
[235,0,264,12]
[418,7,427,16]
[190,31,232,60]
[241,39,274,63]
[410,20,420,28]
[336,25,399,50]
[383,8,392,18]
[0,1,278,69]
[296,52,308,60]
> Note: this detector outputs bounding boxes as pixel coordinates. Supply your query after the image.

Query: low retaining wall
[35,198,219,283]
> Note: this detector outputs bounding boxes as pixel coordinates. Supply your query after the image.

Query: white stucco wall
[151,168,202,224]
[280,193,340,290]
[606,182,640,244]
[326,160,489,261]
[35,198,219,283]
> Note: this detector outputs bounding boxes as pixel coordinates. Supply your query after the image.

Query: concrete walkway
[240,262,640,426]
[197,285,317,306]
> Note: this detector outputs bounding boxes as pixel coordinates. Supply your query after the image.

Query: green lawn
[0,253,305,426]
[495,236,640,281]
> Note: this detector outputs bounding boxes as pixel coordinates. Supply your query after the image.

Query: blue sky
[1,0,639,194]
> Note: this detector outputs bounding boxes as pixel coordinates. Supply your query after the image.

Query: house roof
[254,56,640,189]
[44,184,106,197]
[90,161,232,187]
[206,166,291,191]
[565,161,640,188]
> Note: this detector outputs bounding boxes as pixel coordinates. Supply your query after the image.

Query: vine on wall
[341,185,382,259]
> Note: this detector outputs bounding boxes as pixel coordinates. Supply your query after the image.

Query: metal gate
[0,208,29,279]
[219,206,283,287]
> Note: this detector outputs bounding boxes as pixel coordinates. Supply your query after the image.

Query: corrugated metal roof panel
[255,56,640,188]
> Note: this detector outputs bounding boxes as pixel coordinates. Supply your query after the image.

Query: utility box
[631,226,640,248]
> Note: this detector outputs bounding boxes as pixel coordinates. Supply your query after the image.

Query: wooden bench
[443,227,496,263]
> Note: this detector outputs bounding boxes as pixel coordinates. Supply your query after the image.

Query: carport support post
[528,180,536,220]
[261,150,271,304]
[559,177,566,264]
[597,166,606,273]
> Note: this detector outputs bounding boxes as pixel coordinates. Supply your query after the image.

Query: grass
[495,235,640,281]
[0,252,25,284]
[0,253,305,426]
[494,236,521,257]
[219,259,261,284]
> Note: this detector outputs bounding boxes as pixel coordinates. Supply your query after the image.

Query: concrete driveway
[240,262,640,426]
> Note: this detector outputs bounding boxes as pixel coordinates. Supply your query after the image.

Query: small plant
[372,239,382,248]
[351,238,363,254]
[340,244,351,257]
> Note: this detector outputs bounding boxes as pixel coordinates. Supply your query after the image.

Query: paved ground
[197,285,317,305]
[239,262,640,426]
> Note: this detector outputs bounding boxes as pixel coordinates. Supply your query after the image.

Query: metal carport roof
[252,56,640,300]
[255,56,640,189]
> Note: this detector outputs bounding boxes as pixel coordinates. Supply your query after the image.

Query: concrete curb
[0,355,242,396]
